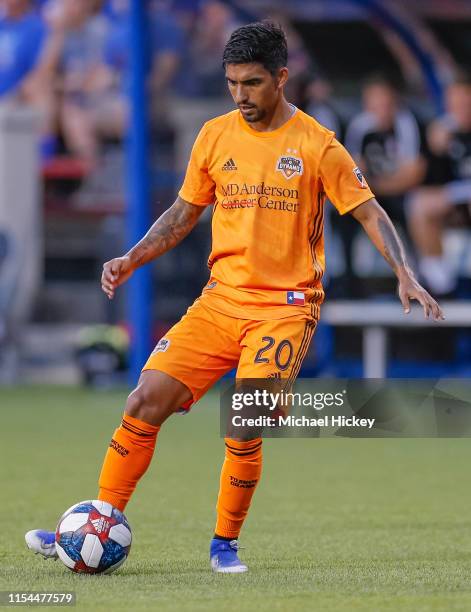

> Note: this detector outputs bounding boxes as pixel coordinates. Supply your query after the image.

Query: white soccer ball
[55,500,132,574]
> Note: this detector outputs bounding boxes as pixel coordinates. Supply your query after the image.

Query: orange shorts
[143,297,317,407]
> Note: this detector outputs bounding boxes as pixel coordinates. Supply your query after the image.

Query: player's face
[447,84,471,130]
[363,84,398,129]
[225,63,286,123]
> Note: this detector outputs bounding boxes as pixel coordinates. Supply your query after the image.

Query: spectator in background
[346,75,425,234]
[149,0,185,100]
[0,0,46,98]
[40,0,108,164]
[43,0,185,156]
[335,75,425,295]
[409,75,471,296]
[0,1,59,158]
[181,0,238,98]
[104,0,184,124]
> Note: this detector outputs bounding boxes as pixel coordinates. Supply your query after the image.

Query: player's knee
[125,381,172,426]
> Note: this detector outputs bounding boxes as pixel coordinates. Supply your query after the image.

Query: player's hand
[101,256,135,299]
[397,272,445,321]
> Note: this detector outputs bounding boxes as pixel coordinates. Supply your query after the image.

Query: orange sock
[98,414,160,511]
[215,438,262,539]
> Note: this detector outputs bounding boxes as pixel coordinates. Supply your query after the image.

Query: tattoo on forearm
[127,199,202,266]
[378,217,406,271]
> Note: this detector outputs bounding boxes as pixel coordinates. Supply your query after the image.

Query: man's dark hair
[222,21,288,75]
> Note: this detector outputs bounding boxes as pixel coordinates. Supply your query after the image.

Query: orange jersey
[179,107,374,320]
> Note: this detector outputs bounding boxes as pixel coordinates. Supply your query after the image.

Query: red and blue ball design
[55,500,132,574]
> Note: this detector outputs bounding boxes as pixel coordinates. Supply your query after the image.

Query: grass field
[1,386,471,611]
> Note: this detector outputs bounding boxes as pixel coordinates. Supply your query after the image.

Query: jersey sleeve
[178,124,215,206]
[319,137,374,215]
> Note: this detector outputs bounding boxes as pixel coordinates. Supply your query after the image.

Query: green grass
[1,386,471,611]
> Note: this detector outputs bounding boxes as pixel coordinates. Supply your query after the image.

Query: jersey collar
[238,105,298,138]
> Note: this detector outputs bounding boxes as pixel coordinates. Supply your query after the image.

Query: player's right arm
[101,196,205,299]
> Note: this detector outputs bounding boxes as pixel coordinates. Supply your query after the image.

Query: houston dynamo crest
[276,149,304,180]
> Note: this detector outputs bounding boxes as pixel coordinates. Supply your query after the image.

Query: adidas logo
[222,158,237,171]
[91,517,110,534]
[267,372,281,379]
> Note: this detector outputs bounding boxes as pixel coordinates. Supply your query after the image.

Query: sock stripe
[122,420,153,434]
[225,440,262,452]
[122,416,158,433]
[225,437,262,447]
[121,421,156,437]
[225,443,262,456]
[122,418,147,431]
[226,449,260,457]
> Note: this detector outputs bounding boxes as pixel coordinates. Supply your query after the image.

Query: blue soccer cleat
[210,537,248,573]
[25,530,58,560]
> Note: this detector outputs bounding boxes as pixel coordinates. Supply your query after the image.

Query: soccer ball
[55,500,132,574]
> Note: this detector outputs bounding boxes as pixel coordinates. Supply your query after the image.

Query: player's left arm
[350,197,444,320]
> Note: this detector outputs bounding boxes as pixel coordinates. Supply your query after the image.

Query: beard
[240,106,266,123]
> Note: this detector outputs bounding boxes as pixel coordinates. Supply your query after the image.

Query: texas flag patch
[287,291,305,305]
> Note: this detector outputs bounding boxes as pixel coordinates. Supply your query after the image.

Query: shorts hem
[140,362,202,407]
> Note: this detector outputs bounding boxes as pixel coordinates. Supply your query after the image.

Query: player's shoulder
[200,110,239,134]
[294,109,337,160]
[295,108,336,140]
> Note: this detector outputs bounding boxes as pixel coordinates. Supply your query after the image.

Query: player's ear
[276,67,289,90]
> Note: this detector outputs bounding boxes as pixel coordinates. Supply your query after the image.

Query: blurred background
[1,0,471,387]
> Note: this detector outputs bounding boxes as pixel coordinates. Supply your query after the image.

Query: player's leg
[97,370,192,511]
[26,299,241,560]
[25,370,190,559]
[210,315,316,572]
[408,186,456,294]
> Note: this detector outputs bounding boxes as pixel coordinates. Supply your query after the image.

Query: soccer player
[26,22,443,573]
